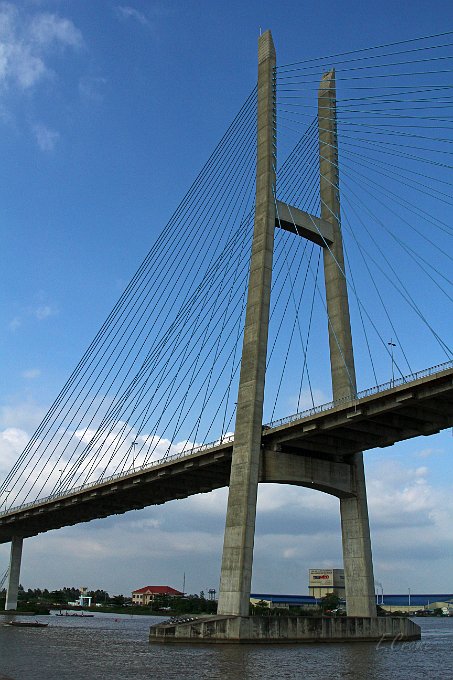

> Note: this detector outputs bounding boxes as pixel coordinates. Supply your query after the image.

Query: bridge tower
[217,29,277,618]
[319,70,376,617]
[217,31,376,619]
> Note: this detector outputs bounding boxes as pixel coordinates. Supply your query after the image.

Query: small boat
[55,611,94,617]
[7,621,48,628]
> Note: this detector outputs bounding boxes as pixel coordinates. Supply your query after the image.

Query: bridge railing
[1,359,451,518]
[264,359,453,430]
[0,434,235,517]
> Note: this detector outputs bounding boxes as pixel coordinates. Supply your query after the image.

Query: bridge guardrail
[264,359,453,430]
[0,434,235,517]
[1,359,451,518]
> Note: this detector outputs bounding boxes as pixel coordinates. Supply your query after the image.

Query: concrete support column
[5,536,23,611]
[217,30,276,617]
[318,70,376,618]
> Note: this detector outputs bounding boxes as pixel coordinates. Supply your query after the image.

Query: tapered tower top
[258,29,275,64]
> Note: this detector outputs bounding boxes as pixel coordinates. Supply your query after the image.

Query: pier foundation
[150,615,420,644]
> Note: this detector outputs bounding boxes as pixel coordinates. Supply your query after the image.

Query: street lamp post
[131,441,138,469]
[388,339,397,387]
[375,581,384,605]
[1,491,11,511]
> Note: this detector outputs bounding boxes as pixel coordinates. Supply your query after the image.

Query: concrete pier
[5,536,23,610]
[150,615,421,644]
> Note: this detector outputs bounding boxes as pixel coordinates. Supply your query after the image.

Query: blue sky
[0,1,452,598]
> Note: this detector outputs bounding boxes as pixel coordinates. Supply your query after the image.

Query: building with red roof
[132,585,183,606]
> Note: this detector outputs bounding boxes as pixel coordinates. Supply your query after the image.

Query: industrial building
[309,569,345,598]
[250,592,453,614]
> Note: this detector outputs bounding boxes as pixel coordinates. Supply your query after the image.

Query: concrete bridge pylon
[319,69,376,618]
[216,29,277,619]
[216,30,376,620]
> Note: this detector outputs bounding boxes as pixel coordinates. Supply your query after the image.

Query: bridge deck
[0,365,451,544]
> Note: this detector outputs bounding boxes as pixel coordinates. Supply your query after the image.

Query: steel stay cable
[321,128,453,155]
[54,225,254,492]
[338,143,453,190]
[269,220,315,420]
[297,250,321,412]
[279,86,453,105]
[175,222,250,452]
[15,151,258,504]
[336,144,453,206]
[82,134,259,478]
[285,153,412,381]
[338,136,453,175]
[161,216,253,461]
[333,161,453,294]
[276,32,453,71]
[339,201,412,375]
[337,165,453,261]
[341,190,452,361]
[343,227,382,384]
[338,144,453,238]
[311,120,453,143]
[132,281,255,464]
[60,255,251,488]
[318,165,453,359]
[281,120,453,161]
[327,148,453,257]
[278,69,453,86]
[277,52,453,79]
[34,218,254,500]
[279,106,453,124]
[317,153,452,352]
[188,170,258,450]
[0,89,258,500]
[20,94,258,494]
[267,228,311,369]
[142,121,322,456]
[69,220,256,480]
[276,190,359,397]
[279,84,453,93]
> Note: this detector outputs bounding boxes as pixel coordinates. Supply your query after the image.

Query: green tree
[320,593,341,613]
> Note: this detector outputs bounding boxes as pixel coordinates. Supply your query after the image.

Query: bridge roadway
[0,363,451,544]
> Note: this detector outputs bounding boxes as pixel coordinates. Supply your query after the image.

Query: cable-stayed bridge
[0,360,451,543]
[1,30,452,639]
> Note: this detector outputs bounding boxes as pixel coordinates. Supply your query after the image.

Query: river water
[0,613,452,679]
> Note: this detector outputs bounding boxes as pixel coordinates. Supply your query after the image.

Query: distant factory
[250,568,453,614]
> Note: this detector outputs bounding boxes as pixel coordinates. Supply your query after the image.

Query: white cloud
[116,6,151,27]
[367,459,435,524]
[8,316,21,331]
[284,388,330,418]
[28,13,83,49]
[21,368,41,379]
[34,302,57,319]
[417,447,442,459]
[78,75,107,104]
[0,3,83,93]
[0,426,29,476]
[0,400,46,431]
[32,122,60,151]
